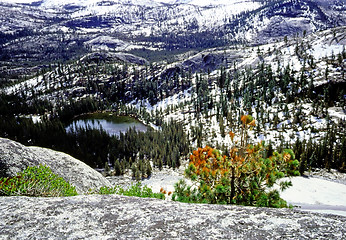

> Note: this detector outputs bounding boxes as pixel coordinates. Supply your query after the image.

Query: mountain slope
[0,1,345,176]
[1,0,344,75]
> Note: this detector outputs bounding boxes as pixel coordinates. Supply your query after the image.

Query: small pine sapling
[173,115,300,207]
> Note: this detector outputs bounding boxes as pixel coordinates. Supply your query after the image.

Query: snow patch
[310,44,344,60]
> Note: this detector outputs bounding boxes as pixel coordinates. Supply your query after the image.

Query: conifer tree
[114,159,122,176]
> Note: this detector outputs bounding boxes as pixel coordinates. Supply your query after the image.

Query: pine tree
[131,163,137,179]
[104,162,110,176]
[219,116,225,138]
[114,159,122,176]
[135,168,141,181]
[146,161,152,178]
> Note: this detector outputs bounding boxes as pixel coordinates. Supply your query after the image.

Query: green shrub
[172,115,299,208]
[171,179,205,203]
[93,182,165,200]
[173,144,299,207]
[0,165,78,197]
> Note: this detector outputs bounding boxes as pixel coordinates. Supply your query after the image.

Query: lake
[66,113,147,136]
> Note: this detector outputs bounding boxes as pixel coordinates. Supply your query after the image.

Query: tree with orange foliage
[172,115,300,207]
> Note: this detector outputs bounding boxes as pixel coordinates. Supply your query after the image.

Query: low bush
[92,182,165,200]
[0,165,77,197]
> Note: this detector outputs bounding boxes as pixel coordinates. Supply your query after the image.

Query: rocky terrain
[0,137,111,194]
[0,193,345,239]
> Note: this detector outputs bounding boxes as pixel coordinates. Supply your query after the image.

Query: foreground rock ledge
[0,195,345,239]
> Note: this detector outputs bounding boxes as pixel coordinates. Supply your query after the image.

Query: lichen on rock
[0,194,345,239]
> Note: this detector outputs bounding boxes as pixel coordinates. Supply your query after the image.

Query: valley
[0,0,345,216]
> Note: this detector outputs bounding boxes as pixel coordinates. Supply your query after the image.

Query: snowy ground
[107,166,346,217]
[275,169,346,217]
[107,164,186,194]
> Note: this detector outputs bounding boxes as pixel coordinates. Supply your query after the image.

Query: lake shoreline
[70,110,147,125]
[66,111,148,136]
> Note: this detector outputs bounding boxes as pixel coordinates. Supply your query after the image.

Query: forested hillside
[0,0,345,176]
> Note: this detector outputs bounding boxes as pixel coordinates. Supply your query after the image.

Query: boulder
[0,194,345,239]
[0,138,111,194]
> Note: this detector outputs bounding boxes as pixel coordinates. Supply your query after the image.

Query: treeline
[147,30,230,51]
[0,94,53,116]
[21,59,192,107]
[0,93,103,122]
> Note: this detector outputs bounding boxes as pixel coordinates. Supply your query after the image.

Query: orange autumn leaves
[189,146,230,184]
[186,142,299,205]
[183,115,300,206]
[229,131,235,141]
[188,144,254,190]
[240,114,256,127]
[229,115,256,147]
[188,144,257,185]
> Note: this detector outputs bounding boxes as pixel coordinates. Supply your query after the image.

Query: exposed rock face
[179,52,224,73]
[81,52,149,65]
[161,51,229,79]
[0,138,111,194]
[0,194,345,239]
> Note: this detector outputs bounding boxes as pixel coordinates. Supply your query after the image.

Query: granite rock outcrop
[0,138,111,194]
